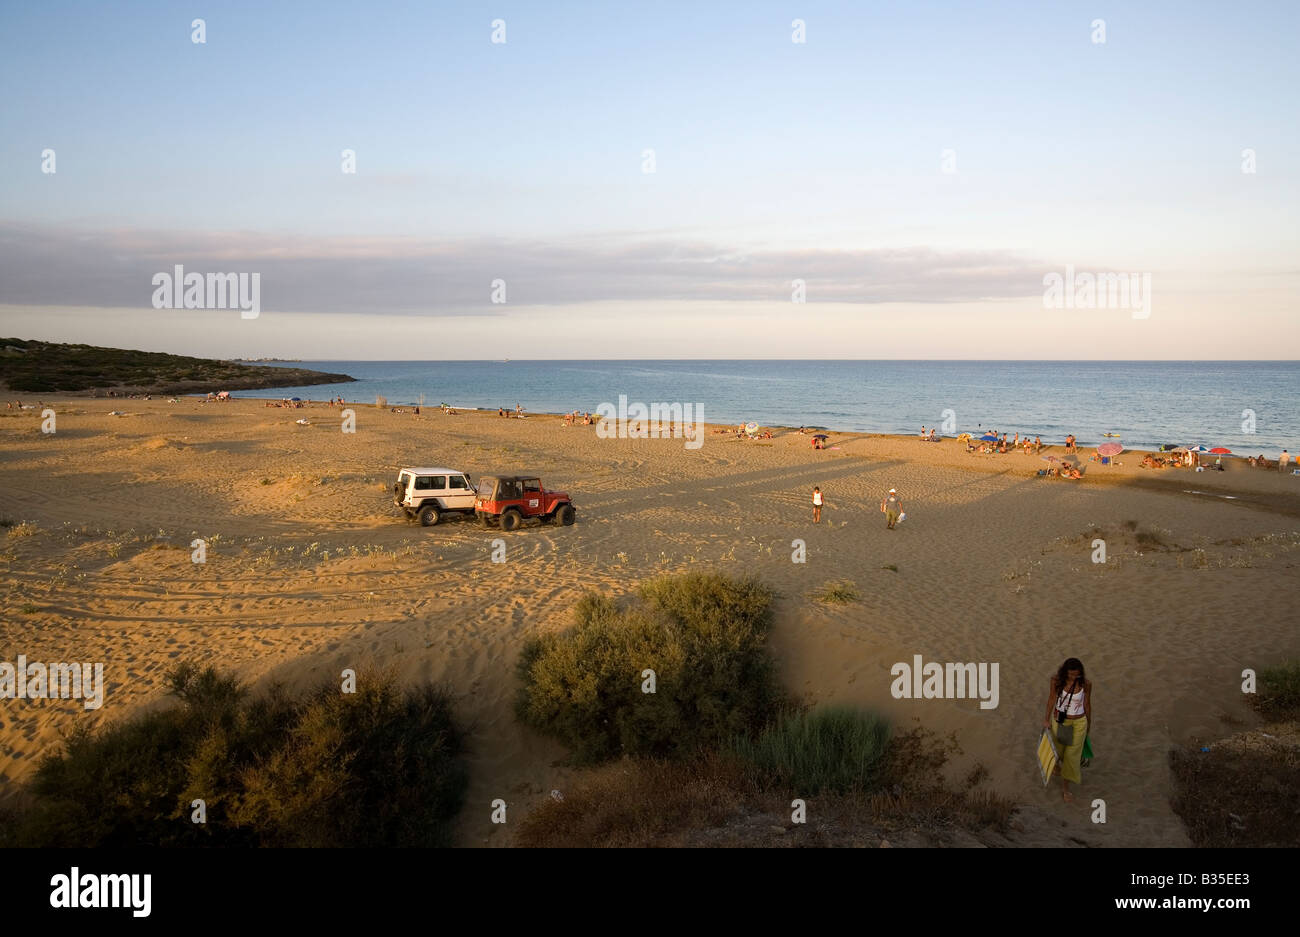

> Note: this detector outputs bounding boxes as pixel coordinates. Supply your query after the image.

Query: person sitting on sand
[1044,657,1092,803]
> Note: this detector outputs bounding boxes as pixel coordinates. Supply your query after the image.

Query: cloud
[0,222,1047,314]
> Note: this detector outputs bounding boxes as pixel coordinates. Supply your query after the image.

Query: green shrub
[731,706,890,794]
[10,662,467,847]
[515,572,785,763]
[1252,660,1300,720]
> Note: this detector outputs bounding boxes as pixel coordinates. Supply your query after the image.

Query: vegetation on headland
[0,663,467,847]
[515,572,1014,846]
[0,338,354,394]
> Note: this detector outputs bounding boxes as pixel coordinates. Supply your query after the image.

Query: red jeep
[475,475,575,530]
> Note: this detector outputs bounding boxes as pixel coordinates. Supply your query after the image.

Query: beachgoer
[1281,450,1291,472]
[1044,658,1091,803]
[812,486,823,524]
[881,488,902,529]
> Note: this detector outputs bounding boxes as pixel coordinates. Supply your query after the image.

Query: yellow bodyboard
[1037,728,1060,786]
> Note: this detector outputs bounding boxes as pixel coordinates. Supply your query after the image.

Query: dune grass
[814,580,861,603]
[1251,660,1300,720]
[731,706,890,794]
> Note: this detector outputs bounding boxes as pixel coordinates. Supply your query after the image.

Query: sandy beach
[2,397,1298,846]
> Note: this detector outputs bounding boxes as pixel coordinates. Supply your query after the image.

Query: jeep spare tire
[419,505,440,527]
[558,504,576,526]
[393,482,404,500]
[501,509,522,531]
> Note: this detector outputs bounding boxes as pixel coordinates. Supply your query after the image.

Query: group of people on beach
[1248,450,1291,471]
[966,431,1044,455]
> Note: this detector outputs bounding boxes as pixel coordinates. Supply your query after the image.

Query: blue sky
[1,0,1297,358]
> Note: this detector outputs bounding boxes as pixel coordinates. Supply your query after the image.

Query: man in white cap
[881,487,903,529]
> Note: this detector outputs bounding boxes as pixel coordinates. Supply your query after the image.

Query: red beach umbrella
[1097,442,1123,457]
[1209,447,1233,455]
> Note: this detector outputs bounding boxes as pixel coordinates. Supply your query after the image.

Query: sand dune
[1,400,1297,846]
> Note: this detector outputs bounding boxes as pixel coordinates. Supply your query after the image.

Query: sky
[1,0,1297,359]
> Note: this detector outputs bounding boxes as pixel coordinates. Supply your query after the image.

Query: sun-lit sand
[2,397,1298,846]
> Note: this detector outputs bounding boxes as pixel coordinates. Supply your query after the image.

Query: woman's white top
[1058,682,1086,716]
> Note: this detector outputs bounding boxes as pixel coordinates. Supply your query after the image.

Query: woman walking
[1043,657,1091,802]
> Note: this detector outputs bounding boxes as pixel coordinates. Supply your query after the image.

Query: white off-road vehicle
[393,467,477,526]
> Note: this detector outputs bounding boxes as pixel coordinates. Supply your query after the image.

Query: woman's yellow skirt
[1059,716,1088,783]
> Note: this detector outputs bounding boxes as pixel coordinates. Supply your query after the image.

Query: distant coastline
[0,339,355,396]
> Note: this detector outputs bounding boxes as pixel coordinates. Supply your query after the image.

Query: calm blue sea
[236,360,1300,453]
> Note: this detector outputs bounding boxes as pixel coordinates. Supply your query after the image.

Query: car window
[523,479,541,491]
[430,475,447,490]
[399,473,411,489]
[501,480,521,499]
[414,476,433,490]
[449,475,468,490]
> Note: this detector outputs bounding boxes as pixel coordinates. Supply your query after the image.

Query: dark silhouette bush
[8,662,467,847]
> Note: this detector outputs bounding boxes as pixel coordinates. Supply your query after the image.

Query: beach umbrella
[1159,444,1179,451]
[745,421,759,435]
[1209,447,1232,455]
[1170,446,1188,454]
[812,433,829,440]
[1041,455,1060,463]
[1187,445,1209,453]
[979,433,998,441]
[1097,442,1123,457]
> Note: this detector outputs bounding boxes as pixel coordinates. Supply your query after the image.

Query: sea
[234,360,1300,453]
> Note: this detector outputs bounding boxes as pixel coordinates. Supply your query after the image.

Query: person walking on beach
[1044,657,1092,803]
[812,486,823,524]
[881,487,902,529]
[1281,449,1291,472]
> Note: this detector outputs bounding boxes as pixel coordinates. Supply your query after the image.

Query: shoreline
[201,393,1295,458]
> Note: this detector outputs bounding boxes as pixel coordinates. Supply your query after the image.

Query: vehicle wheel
[538,511,553,525]
[419,505,440,527]
[501,509,522,532]
[393,482,404,500]
[558,504,576,526]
